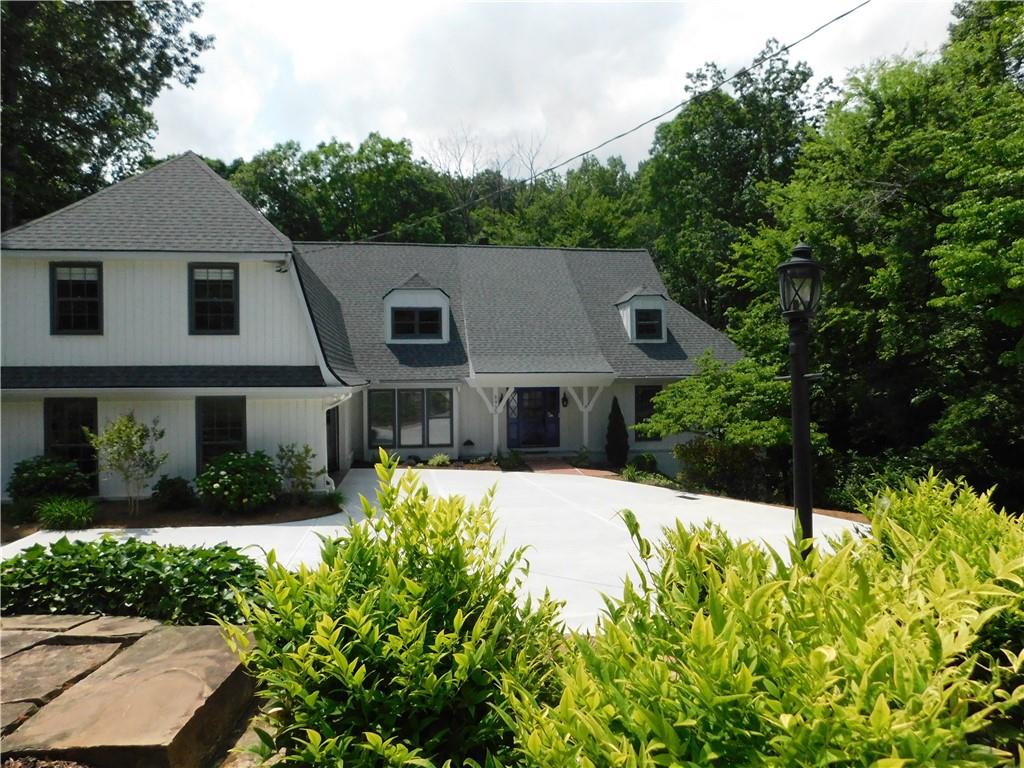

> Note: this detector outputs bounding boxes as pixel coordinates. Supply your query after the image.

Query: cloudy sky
[152,0,957,175]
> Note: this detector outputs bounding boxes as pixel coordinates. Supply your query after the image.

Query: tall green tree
[1,0,213,229]
[643,41,831,325]
[721,1,1024,507]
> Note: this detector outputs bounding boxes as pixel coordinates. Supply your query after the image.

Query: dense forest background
[3,1,1021,509]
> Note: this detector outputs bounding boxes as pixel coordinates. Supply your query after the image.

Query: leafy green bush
[427,452,451,467]
[826,449,929,512]
[222,450,565,767]
[674,436,784,500]
[496,449,527,471]
[620,465,678,489]
[506,495,1024,766]
[6,455,91,504]
[605,396,629,468]
[1,536,262,625]
[867,473,1024,750]
[276,443,327,500]
[568,446,590,468]
[36,497,95,530]
[628,451,658,474]
[151,474,197,510]
[85,412,167,515]
[195,451,280,514]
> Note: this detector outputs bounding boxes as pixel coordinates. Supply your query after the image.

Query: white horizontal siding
[0,257,319,366]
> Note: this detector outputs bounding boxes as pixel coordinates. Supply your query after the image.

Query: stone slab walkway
[1,616,252,768]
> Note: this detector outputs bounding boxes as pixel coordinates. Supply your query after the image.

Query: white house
[0,152,739,499]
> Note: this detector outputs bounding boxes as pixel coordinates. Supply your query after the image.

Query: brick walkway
[524,456,620,479]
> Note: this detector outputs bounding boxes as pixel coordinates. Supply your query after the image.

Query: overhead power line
[360,0,874,243]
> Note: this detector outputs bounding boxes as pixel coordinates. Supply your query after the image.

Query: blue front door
[507,388,560,448]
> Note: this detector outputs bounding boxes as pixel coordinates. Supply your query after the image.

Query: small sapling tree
[85,412,168,515]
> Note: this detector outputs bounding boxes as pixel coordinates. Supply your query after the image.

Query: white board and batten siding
[0,397,333,500]
[0,256,319,366]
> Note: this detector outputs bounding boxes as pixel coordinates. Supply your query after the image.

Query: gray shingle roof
[615,286,668,305]
[1,366,325,389]
[1,153,292,253]
[384,272,448,297]
[294,243,739,382]
[292,254,367,386]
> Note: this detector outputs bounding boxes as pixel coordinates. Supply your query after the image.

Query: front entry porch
[466,376,611,456]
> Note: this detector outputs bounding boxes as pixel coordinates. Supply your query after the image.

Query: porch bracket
[567,385,604,449]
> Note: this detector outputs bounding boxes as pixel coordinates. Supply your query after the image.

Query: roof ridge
[1,153,187,239]
[293,240,649,253]
[182,152,292,250]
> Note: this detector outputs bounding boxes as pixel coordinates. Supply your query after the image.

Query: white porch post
[567,385,605,451]
[472,385,515,456]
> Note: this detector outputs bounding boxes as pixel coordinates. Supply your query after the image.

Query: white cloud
[152,0,957,171]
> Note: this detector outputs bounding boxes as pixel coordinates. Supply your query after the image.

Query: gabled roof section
[615,286,668,305]
[383,271,449,298]
[1,152,292,253]
[294,242,740,382]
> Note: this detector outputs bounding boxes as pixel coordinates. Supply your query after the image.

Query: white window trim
[384,289,450,344]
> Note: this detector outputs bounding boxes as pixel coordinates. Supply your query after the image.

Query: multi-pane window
[196,397,246,470]
[190,264,239,334]
[51,263,102,334]
[368,388,454,449]
[391,307,442,339]
[634,385,663,443]
[44,398,98,491]
[635,308,663,340]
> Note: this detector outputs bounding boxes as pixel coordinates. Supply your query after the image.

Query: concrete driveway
[1,468,860,631]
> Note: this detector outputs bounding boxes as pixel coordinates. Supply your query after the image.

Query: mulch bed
[3,760,92,768]
[1,498,342,545]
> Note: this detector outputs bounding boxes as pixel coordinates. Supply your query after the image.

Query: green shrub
[6,455,91,504]
[605,396,629,468]
[827,449,929,512]
[222,450,565,767]
[568,446,590,468]
[506,498,1024,766]
[151,474,197,510]
[628,451,658,474]
[867,473,1024,750]
[427,452,451,467]
[1,536,262,625]
[496,449,527,471]
[276,443,327,500]
[36,497,95,530]
[620,465,678,489]
[195,451,280,514]
[674,436,784,500]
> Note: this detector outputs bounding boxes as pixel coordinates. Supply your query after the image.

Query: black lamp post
[777,242,824,555]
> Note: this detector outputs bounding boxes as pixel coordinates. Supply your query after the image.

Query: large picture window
[196,397,246,471]
[391,307,442,339]
[190,263,239,335]
[634,385,662,443]
[368,388,453,449]
[634,308,663,341]
[50,263,102,334]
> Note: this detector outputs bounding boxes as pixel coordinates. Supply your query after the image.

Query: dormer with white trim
[615,286,667,343]
[384,273,450,344]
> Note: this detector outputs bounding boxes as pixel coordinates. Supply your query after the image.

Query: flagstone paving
[0,617,252,768]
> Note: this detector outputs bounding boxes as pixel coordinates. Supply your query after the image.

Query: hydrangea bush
[195,451,280,514]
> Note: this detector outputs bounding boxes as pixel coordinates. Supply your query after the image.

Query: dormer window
[384,272,450,344]
[616,286,667,343]
[392,307,442,339]
[635,309,663,340]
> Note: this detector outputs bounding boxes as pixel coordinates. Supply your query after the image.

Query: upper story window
[391,307,442,339]
[635,308,663,340]
[51,263,102,334]
[190,263,239,335]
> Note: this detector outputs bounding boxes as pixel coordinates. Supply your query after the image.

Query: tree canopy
[1,0,213,229]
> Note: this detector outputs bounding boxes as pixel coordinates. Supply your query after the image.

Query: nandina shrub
[222,450,565,767]
[195,450,280,514]
[506,497,1024,766]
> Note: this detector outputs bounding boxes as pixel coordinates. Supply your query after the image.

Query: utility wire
[360,0,874,243]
